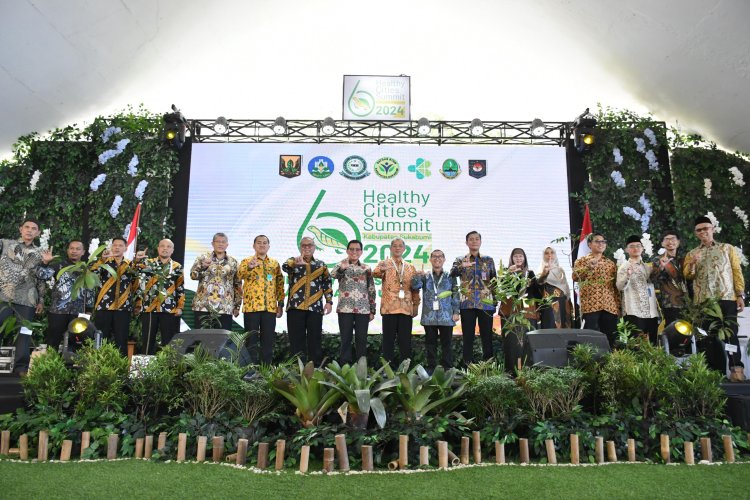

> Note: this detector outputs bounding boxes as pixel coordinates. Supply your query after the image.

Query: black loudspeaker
[726,395,750,431]
[168,329,251,366]
[522,329,610,367]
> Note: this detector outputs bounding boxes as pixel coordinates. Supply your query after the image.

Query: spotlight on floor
[530,118,546,137]
[321,117,336,136]
[273,116,287,135]
[417,117,431,136]
[213,116,229,135]
[470,118,484,137]
[573,108,597,152]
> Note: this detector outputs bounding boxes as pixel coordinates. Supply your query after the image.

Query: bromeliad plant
[321,357,397,429]
[382,360,467,422]
[271,359,341,428]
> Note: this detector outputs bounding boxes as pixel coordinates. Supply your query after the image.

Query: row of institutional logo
[278,155,488,180]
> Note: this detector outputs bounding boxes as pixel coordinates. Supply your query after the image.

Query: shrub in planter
[673,353,726,419]
[183,353,246,420]
[232,377,277,426]
[22,350,75,412]
[75,340,130,414]
[515,366,586,421]
[270,360,341,428]
[464,374,526,426]
[128,345,187,425]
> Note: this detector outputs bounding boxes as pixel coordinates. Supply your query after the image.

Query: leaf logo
[297,190,361,257]
[347,80,375,117]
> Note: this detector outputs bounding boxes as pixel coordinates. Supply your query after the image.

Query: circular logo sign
[440,159,461,179]
[341,155,369,180]
[374,157,400,179]
[308,156,334,178]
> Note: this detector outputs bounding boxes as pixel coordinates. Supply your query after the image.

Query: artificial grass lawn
[2,460,749,499]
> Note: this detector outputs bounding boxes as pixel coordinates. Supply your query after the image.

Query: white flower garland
[706,211,721,233]
[640,233,653,257]
[135,180,148,200]
[613,248,626,266]
[110,195,123,218]
[101,126,121,143]
[703,178,712,198]
[733,206,748,229]
[90,173,107,191]
[634,137,646,153]
[29,170,41,191]
[644,150,659,171]
[88,238,100,255]
[643,128,657,146]
[729,166,745,187]
[612,148,623,165]
[127,155,139,177]
[610,170,626,187]
[39,228,51,250]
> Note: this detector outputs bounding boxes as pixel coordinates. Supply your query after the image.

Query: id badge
[481,271,488,281]
[267,273,273,282]
[432,300,440,311]
[398,289,405,299]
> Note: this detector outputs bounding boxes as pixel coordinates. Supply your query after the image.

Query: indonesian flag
[577,204,592,259]
[124,203,142,260]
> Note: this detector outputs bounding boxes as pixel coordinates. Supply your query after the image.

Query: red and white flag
[577,204,592,260]
[124,202,142,260]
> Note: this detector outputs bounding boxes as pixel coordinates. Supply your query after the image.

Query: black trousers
[95,309,131,357]
[381,314,413,365]
[699,300,743,371]
[338,313,370,365]
[141,312,180,355]
[287,309,323,365]
[244,311,277,365]
[424,324,454,370]
[460,308,494,365]
[582,310,619,348]
[624,315,659,345]
[46,312,78,351]
[1,303,35,372]
[193,311,233,330]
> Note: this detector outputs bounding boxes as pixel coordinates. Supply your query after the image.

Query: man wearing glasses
[650,230,688,327]
[331,240,376,364]
[283,236,333,365]
[684,216,746,381]
[572,232,621,346]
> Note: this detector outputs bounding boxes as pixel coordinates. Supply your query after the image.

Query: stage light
[573,108,597,152]
[273,116,287,135]
[470,118,484,136]
[417,117,431,136]
[321,117,336,135]
[213,116,228,135]
[530,118,546,137]
[61,316,100,360]
[163,105,187,149]
[662,320,693,351]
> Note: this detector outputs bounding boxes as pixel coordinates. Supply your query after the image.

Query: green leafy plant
[382,360,466,421]
[515,366,587,421]
[270,359,341,428]
[56,244,115,303]
[183,347,247,420]
[321,357,396,429]
[74,340,130,414]
[128,345,187,424]
[22,349,75,412]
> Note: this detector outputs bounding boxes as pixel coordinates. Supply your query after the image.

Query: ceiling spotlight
[417,117,431,136]
[321,117,336,135]
[573,108,597,152]
[470,118,484,137]
[530,118,546,137]
[273,116,287,135]
[163,105,187,149]
[213,116,228,135]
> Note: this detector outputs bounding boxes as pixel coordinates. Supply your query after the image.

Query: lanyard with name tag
[432,271,445,310]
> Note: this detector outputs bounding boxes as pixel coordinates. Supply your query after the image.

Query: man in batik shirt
[450,231,497,365]
[190,232,242,330]
[0,218,51,374]
[136,239,185,354]
[684,216,746,380]
[373,238,420,365]
[282,236,332,365]
[35,240,92,351]
[93,237,142,357]
[650,230,687,326]
[238,235,284,365]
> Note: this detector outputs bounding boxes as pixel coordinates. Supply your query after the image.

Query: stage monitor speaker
[523,329,610,368]
[168,329,251,366]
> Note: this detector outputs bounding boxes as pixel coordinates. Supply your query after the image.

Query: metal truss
[189,119,572,146]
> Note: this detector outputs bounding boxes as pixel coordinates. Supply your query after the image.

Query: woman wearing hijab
[536,247,572,329]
